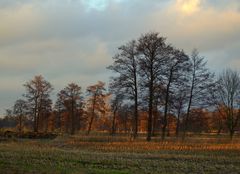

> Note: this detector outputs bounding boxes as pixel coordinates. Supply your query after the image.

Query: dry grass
[52,133,240,152]
[0,133,240,174]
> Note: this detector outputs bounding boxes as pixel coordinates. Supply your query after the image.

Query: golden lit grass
[52,133,240,152]
[0,134,240,174]
[68,141,240,152]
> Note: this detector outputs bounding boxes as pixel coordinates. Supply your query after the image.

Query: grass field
[0,134,240,174]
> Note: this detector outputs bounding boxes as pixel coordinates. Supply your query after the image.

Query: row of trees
[7,77,109,136]
[108,32,240,140]
[2,32,240,140]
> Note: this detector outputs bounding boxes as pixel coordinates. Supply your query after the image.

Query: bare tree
[13,99,28,135]
[172,86,188,137]
[161,48,189,140]
[208,82,227,135]
[57,83,83,135]
[86,81,107,135]
[137,32,168,141]
[109,90,124,136]
[107,40,139,138]
[23,75,53,133]
[215,69,240,139]
[183,49,214,139]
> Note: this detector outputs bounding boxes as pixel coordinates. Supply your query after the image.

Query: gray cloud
[0,0,240,115]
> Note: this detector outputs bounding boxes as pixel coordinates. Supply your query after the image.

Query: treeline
[3,79,110,136]
[1,32,240,141]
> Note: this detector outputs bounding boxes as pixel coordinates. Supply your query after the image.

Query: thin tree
[161,48,189,140]
[183,49,214,139]
[110,91,124,136]
[13,99,28,135]
[172,87,188,137]
[107,40,139,138]
[86,81,107,135]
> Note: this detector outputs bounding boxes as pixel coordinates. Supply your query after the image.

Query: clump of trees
[57,83,84,135]
[108,32,239,140]
[23,75,53,133]
[1,32,240,140]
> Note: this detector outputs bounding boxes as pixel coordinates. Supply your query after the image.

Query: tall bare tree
[161,48,189,140]
[172,86,189,137]
[208,82,227,135]
[107,40,139,138]
[86,81,107,135]
[215,69,240,139]
[137,32,168,141]
[183,49,214,139]
[57,83,83,135]
[23,75,53,132]
[109,89,124,136]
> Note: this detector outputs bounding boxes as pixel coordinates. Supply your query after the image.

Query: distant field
[0,134,240,174]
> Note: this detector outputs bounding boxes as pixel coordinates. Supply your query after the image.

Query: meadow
[0,133,240,174]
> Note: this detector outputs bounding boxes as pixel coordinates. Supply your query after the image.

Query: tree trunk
[87,96,96,135]
[133,70,138,139]
[176,108,181,138]
[133,90,138,139]
[162,70,173,140]
[111,109,117,136]
[167,120,170,137]
[230,129,234,140]
[183,97,192,140]
[45,114,49,133]
[124,114,128,134]
[34,102,38,133]
[183,73,195,140]
[152,110,157,136]
[19,114,23,137]
[147,78,153,142]
[217,126,222,135]
[71,99,75,135]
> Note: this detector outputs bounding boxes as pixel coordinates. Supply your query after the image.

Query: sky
[0,0,240,115]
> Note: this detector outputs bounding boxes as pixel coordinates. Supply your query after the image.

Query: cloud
[175,0,201,15]
[0,3,44,46]
[0,0,240,115]
[147,0,240,52]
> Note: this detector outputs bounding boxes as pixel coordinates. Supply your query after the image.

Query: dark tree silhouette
[86,81,107,135]
[215,69,240,139]
[13,99,28,135]
[110,91,124,136]
[172,86,189,137]
[137,32,168,141]
[23,75,53,132]
[183,49,214,139]
[57,83,83,135]
[161,48,189,140]
[107,40,139,138]
[54,98,66,131]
